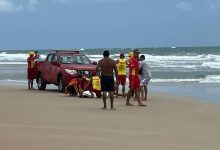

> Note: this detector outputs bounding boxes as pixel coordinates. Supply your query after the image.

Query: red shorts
[89,87,101,98]
[129,75,140,89]
[117,75,126,86]
[27,68,35,80]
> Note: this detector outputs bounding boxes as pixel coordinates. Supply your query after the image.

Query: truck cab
[36,50,96,92]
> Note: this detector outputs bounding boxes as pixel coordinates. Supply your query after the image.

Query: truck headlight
[64,69,78,75]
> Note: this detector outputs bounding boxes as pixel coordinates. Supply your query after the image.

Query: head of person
[133,49,140,58]
[35,50,39,54]
[139,55,145,61]
[119,53,125,59]
[103,50,110,58]
[128,51,133,58]
[29,51,35,57]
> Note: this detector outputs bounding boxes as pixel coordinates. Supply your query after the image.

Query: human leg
[126,89,134,106]
[28,80,31,89]
[30,80,34,89]
[144,85,148,100]
[140,86,144,100]
[109,91,115,109]
[102,91,107,109]
[134,88,146,106]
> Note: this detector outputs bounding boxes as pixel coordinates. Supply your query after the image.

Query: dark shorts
[117,75,126,86]
[101,76,114,92]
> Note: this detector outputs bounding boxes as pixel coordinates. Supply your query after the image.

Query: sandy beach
[0,85,220,150]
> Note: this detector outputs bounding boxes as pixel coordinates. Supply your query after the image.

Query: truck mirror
[51,61,58,65]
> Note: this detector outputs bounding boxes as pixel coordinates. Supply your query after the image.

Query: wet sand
[0,85,220,150]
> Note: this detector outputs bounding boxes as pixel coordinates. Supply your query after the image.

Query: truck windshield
[60,55,91,65]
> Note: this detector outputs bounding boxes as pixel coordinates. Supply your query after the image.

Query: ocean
[1,46,220,102]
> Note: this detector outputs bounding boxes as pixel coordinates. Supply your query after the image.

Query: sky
[0,0,220,49]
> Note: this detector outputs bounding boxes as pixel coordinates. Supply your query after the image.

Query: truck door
[44,54,58,83]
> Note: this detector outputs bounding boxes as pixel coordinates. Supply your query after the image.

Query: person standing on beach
[116,53,127,98]
[126,49,146,106]
[139,55,151,101]
[27,51,36,89]
[96,50,118,110]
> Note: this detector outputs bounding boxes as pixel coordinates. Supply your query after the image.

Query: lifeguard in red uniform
[126,49,146,106]
[27,51,36,89]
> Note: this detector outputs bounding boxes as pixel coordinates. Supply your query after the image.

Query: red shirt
[69,78,79,85]
[27,56,35,68]
[129,56,139,76]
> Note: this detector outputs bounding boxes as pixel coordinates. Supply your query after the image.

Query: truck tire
[58,76,66,93]
[37,75,46,90]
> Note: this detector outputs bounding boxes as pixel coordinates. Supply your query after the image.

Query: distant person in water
[116,53,127,98]
[126,49,146,106]
[27,51,36,89]
[96,50,118,110]
[139,55,151,101]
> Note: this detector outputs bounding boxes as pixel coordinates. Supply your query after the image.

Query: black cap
[133,49,140,54]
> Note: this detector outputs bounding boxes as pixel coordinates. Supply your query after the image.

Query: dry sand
[0,85,220,150]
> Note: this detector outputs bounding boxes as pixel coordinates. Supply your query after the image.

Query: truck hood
[61,64,96,71]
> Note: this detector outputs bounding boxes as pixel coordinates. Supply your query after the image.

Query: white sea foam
[1,76,220,84]
[0,62,27,65]
[200,75,220,83]
[151,75,220,83]
[0,52,47,63]
[201,62,220,69]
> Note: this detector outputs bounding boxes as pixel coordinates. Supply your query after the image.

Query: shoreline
[1,85,220,149]
[1,81,220,104]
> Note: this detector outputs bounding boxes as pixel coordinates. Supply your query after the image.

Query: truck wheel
[58,77,66,93]
[37,75,46,90]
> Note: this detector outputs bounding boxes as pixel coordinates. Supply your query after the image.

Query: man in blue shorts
[96,50,118,110]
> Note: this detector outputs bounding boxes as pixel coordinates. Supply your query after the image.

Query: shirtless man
[96,50,118,110]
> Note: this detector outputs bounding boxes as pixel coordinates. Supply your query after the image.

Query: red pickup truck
[35,50,97,92]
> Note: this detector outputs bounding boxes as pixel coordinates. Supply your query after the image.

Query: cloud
[207,1,220,12]
[51,0,128,5]
[176,1,193,11]
[0,0,38,13]
[51,0,71,4]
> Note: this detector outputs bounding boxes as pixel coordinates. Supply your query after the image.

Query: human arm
[113,61,118,83]
[96,62,101,76]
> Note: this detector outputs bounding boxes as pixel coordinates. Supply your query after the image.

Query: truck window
[46,54,57,62]
[46,54,54,62]
[60,55,91,64]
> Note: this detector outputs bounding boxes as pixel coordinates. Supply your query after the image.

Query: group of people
[66,49,151,110]
[27,51,41,89]
[65,74,102,98]
[27,49,151,110]
[97,49,151,109]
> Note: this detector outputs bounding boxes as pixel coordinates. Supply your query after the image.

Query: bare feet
[111,107,116,110]
[126,102,134,106]
[101,107,107,110]
[138,103,147,106]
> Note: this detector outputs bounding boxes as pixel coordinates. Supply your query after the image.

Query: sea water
[0,47,220,103]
